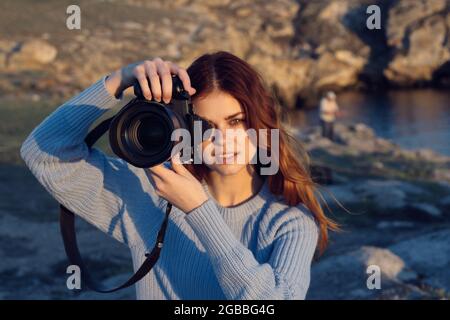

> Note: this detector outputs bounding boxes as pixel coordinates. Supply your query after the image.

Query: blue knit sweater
[20,76,319,300]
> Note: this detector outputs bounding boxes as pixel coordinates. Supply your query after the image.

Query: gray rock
[310,229,450,299]
[352,179,424,210]
[440,195,450,207]
[7,39,58,69]
[385,0,450,86]
[322,184,359,204]
[332,123,394,154]
[409,203,442,218]
[354,179,425,195]
[309,246,416,299]
[389,229,450,292]
[376,221,416,229]
[387,0,447,48]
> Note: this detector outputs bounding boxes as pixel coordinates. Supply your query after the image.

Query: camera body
[109,75,211,168]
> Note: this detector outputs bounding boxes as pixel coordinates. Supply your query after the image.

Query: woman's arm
[20,76,163,246]
[184,199,319,300]
[20,59,197,247]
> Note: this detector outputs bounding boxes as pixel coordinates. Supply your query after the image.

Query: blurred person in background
[319,91,340,141]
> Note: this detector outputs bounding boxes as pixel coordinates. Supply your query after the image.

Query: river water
[286,89,450,156]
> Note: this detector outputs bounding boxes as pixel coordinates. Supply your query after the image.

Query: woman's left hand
[145,153,209,214]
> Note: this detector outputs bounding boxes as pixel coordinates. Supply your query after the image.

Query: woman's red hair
[184,51,339,255]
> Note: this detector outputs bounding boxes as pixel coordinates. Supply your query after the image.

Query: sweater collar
[200,177,274,217]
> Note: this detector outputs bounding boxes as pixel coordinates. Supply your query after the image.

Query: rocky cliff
[0,0,449,107]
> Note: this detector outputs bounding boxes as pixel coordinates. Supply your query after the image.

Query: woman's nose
[211,128,227,145]
[211,128,237,152]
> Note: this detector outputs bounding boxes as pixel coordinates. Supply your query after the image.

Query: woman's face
[192,90,257,176]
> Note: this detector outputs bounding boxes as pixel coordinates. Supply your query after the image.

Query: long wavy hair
[184,51,339,255]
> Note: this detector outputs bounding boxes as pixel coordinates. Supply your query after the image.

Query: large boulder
[309,246,417,299]
[5,39,57,70]
[385,0,450,86]
[352,179,424,210]
[309,229,450,299]
[389,229,450,292]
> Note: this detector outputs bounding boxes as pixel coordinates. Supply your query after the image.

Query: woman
[319,91,340,141]
[20,51,338,300]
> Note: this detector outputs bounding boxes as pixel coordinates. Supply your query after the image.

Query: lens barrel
[108,75,213,168]
[110,99,178,167]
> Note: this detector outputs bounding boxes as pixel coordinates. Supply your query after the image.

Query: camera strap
[59,117,172,293]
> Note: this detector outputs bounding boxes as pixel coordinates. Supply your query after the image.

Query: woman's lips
[215,152,239,163]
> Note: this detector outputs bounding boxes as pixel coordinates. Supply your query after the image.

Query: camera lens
[137,118,166,150]
[127,115,170,153]
[110,100,184,168]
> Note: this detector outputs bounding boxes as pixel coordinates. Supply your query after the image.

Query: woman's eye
[230,118,245,126]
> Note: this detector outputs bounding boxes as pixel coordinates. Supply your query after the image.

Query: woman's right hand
[105,58,196,102]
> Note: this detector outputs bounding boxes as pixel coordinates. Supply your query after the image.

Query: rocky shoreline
[0,0,449,107]
[291,122,450,299]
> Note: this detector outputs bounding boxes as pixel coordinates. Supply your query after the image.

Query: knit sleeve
[184,199,319,300]
[20,76,162,247]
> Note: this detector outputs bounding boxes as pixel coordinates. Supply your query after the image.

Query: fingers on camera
[145,61,163,102]
[136,59,195,102]
[134,64,152,100]
[156,61,172,104]
[167,62,196,96]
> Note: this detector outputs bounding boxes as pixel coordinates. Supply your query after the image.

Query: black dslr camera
[108,74,212,168]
